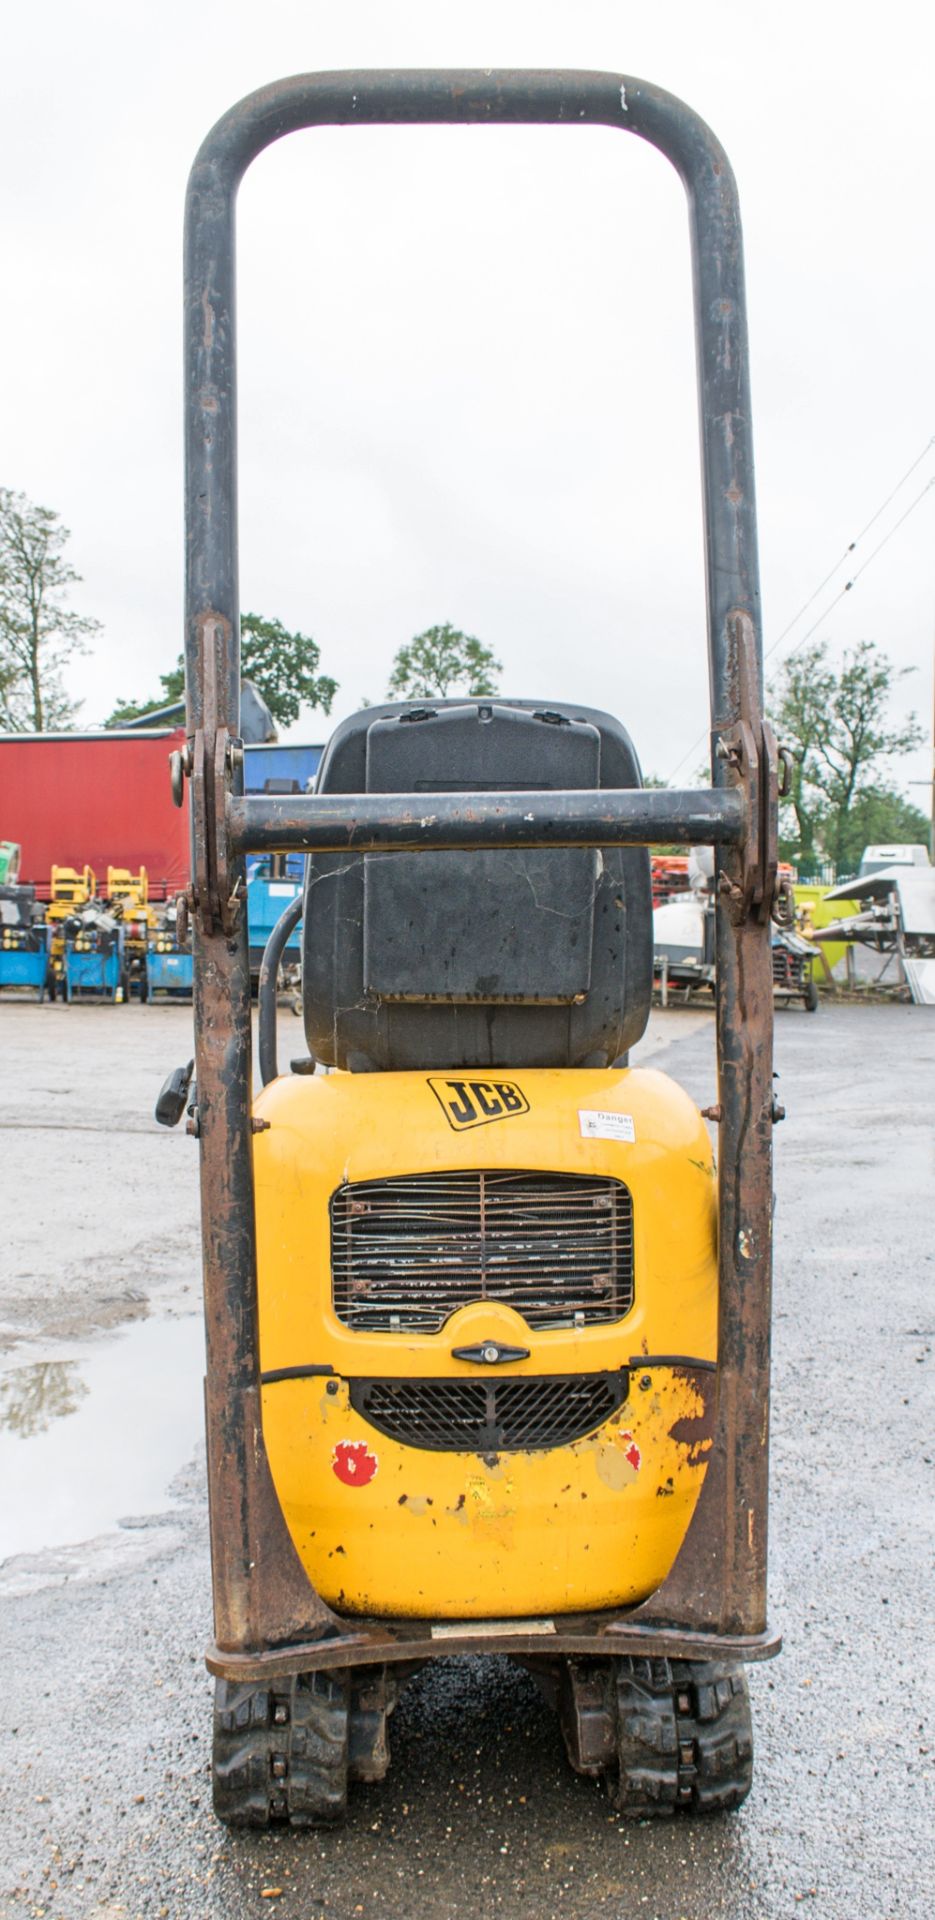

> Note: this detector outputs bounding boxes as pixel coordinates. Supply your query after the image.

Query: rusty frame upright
[181,71,780,1680]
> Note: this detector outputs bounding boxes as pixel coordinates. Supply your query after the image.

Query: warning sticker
[578,1109,636,1143]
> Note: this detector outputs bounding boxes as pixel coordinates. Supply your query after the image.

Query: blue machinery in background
[0,924,51,1002]
[63,924,125,1003]
[246,867,303,972]
[147,937,195,997]
[243,743,322,972]
[243,743,323,793]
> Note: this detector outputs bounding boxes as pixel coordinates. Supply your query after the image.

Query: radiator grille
[331,1170,634,1333]
[349,1371,629,1452]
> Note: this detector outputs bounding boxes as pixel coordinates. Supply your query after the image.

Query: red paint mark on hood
[619,1429,642,1471]
[332,1439,378,1487]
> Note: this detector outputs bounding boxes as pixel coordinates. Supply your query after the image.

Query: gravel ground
[0,997,932,1920]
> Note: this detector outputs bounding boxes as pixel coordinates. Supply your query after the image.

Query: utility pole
[908,624,935,858]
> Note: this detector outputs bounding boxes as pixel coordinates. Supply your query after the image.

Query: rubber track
[613,1655,753,1817]
[213,1670,350,1829]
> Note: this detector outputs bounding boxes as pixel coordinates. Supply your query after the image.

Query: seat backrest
[302,699,652,1071]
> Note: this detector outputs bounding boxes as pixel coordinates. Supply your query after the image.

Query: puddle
[0,1313,205,1562]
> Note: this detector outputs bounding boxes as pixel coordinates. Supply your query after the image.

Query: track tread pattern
[611,1655,753,1819]
[213,1670,350,1830]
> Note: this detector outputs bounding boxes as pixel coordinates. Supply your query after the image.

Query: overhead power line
[665,434,935,784]
[768,474,935,671]
[763,431,935,665]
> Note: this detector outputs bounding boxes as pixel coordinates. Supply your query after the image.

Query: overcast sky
[2,1,933,799]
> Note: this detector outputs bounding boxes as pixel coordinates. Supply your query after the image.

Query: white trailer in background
[818,863,935,1005]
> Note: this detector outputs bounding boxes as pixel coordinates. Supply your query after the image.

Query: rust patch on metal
[667,1367,716,1467]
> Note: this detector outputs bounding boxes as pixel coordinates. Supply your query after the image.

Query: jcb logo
[428,1076,530,1131]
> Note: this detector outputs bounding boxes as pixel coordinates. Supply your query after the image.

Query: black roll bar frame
[181,70,779,1676]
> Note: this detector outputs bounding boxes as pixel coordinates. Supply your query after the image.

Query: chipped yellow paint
[590,1437,642,1493]
[254,1065,717,1618]
[399,1495,432,1518]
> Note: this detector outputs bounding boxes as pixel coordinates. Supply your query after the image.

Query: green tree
[240,612,336,728]
[106,612,337,730]
[106,661,184,726]
[0,488,99,730]
[770,646,835,868]
[387,623,501,700]
[770,639,924,871]
[818,785,931,876]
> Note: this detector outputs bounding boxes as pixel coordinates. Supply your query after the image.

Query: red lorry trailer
[0,730,189,900]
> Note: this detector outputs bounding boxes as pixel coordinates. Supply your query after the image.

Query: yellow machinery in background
[45,866,96,992]
[105,867,157,996]
[793,881,859,977]
[105,865,149,909]
[47,865,96,913]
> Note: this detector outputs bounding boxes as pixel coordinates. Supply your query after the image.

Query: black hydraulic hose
[257,892,304,1087]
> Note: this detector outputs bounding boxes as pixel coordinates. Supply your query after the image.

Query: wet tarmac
[0,1315,204,1561]
[0,998,932,1919]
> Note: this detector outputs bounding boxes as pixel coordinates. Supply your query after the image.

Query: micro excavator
[158,68,781,1826]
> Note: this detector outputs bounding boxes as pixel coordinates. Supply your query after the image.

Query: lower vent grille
[348,1371,629,1453]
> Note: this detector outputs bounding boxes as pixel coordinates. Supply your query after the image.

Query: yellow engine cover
[254,1066,717,1620]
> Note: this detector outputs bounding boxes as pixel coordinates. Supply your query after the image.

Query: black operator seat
[302,699,653,1072]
